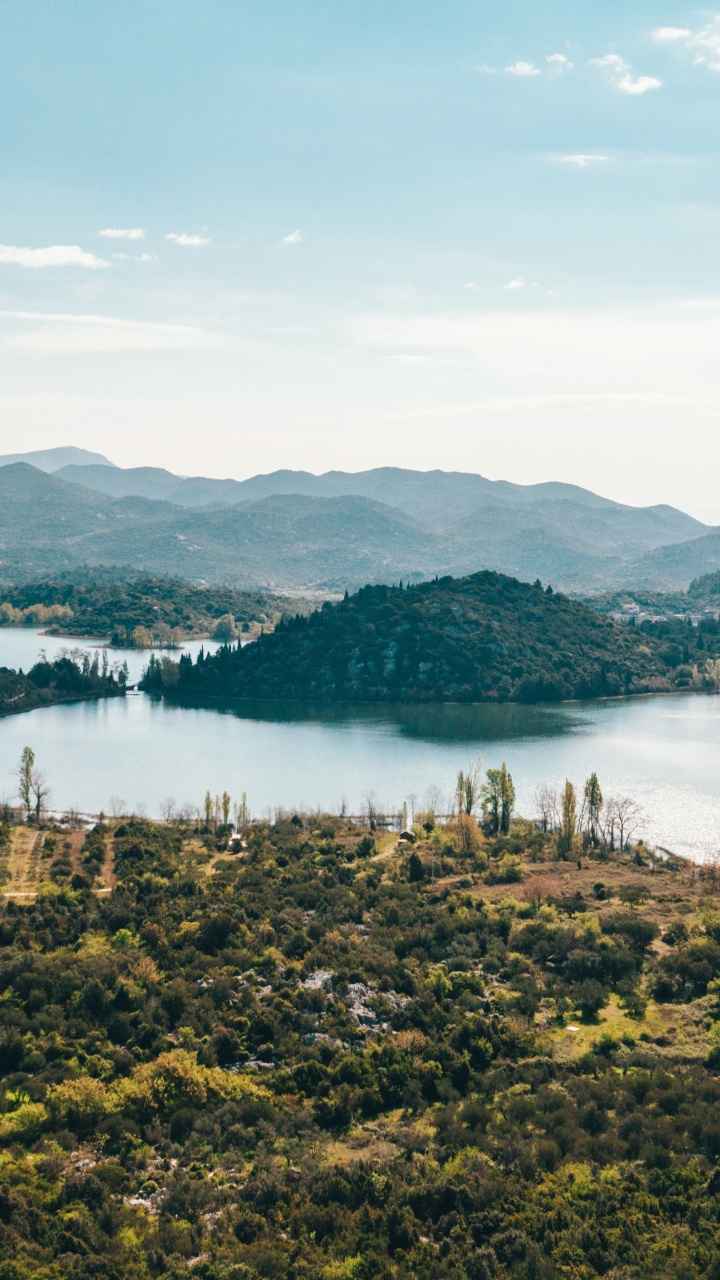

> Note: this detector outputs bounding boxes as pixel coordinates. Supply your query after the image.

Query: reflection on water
[0,632,718,860]
[170,695,588,743]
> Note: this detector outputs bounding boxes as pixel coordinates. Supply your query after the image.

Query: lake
[0,630,719,860]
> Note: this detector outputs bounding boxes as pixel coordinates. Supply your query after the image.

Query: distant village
[608,600,720,626]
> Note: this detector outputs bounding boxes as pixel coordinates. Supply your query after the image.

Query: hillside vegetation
[142,571,720,704]
[0,575,293,646]
[2,805,720,1279]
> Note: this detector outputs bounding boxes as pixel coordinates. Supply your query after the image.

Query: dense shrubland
[141,572,720,705]
[2,802,720,1278]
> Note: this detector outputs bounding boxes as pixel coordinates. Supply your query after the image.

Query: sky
[1,1,720,518]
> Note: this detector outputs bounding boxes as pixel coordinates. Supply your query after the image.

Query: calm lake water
[0,630,719,860]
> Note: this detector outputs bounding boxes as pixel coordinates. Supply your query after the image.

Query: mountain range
[0,451,718,593]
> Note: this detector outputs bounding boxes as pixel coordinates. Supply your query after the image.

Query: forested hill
[142,571,720,704]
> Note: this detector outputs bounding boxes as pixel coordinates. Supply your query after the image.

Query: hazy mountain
[0,465,435,588]
[620,531,720,591]
[2,461,719,592]
[54,461,706,548]
[2,446,115,471]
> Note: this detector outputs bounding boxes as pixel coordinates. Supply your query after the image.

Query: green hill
[143,571,720,704]
[0,573,294,643]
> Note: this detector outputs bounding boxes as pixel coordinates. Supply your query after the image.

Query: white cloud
[0,309,218,353]
[652,17,720,71]
[99,227,146,240]
[166,232,210,246]
[653,27,692,42]
[137,253,156,262]
[557,153,612,167]
[618,73,662,94]
[505,60,540,76]
[0,243,109,269]
[591,53,662,94]
[504,278,525,289]
[282,229,303,244]
[546,53,573,70]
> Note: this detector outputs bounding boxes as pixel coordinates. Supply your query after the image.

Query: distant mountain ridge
[0,446,115,471]
[0,458,717,592]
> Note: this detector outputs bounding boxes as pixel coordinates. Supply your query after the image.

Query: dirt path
[95,833,117,895]
[4,827,44,898]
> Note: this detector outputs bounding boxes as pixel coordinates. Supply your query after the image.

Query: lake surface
[0,631,719,860]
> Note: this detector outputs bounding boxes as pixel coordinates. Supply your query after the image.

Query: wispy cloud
[505,60,540,76]
[0,310,218,353]
[282,229,303,244]
[0,244,109,269]
[546,53,573,70]
[479,53,572,77]
[652,18,720,71]
[166,232,210,246]
[556,153,613,167]
[504,278,526,290]
[99,227,145,240]
[591,53,662,94]
[653,27,692,43]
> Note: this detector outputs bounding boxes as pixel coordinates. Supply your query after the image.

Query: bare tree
[607,795,644,850]
[535,784,559,833]
[362,792,379,825]
[423,784,444,821]
[109,795,126,819]
[30,769,50,823]
[159,796,177,823]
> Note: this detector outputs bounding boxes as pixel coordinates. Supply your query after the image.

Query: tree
[30,768,50,822]
[607,795,644,850]
[482,762,515,835]
[557,780,577,858]
[132,626,154,648]
[222,791,231,826]
[233,792,249,829]
[213,613,238,641]
[204,791,213,829]
[706,658,720,693]
[583,772,603,844]
[160,796,177,822]
[456,756,482,816]
[535,784,559,834]
[19,747,34,817]
[575,979,608,1019]
[499,763,515,834]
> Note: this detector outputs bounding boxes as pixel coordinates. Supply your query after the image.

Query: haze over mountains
[0,446,115,472]
[0,449,719,593]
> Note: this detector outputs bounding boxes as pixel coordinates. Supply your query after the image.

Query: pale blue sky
[1,2,720,516]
